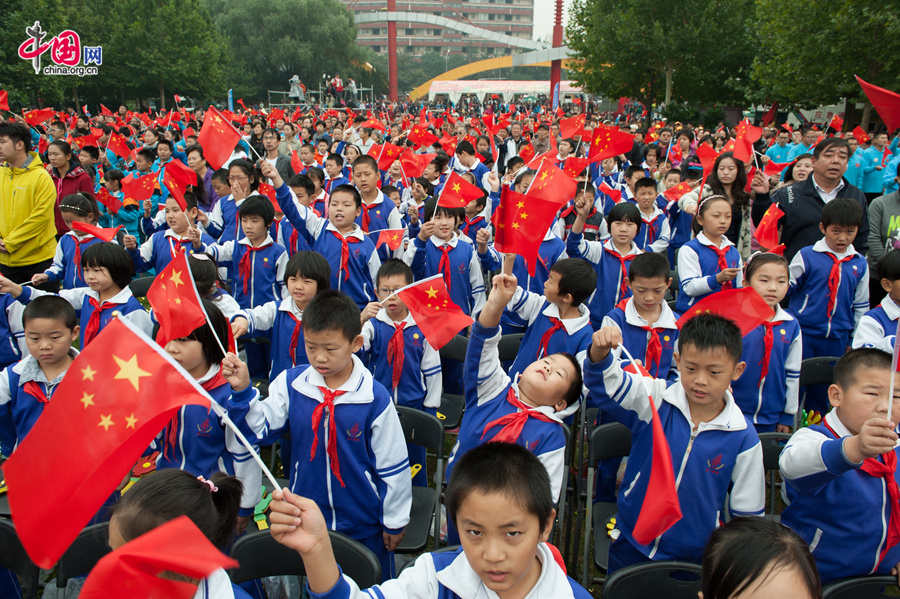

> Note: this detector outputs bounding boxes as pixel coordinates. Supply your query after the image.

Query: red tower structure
[387,0,398,102]
[549,0,563,105]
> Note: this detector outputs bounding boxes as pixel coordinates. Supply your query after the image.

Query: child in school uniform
[567,199,643,329]
[268,442,591,599]
[263,161,380,310]
[732,253,801,432]
[557,182,607,242]
[633,177,670,254]
[353,155,403,235]
[105,169,142,238]
[460,193,489,240]
[675,195,743,313]
[404,204,486,316]
[780,349,900,583]
[32,193,104,289]
[446,272,583,530]
[155,301,262,522]
[586,314,765,571]
[230,251,330,381]
[108,470,254,599]
[853,250,900,353]
[125,192,215,274]
[601,252,678,380]
[504,257,596,379]
[0,296,78,457]
[189,253,242,321]
[0,243,153,348]
[662,167,695,265]
[274,174,315,256]
[323,153,350,197]
[306,167,329,216]
[788,198,868,412]
[0,293,26,371]
[226,290,411,580]
[360,259,442,486]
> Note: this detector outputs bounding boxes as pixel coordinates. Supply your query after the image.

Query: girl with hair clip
[108,469,254,599]
[31,193,104,289]
[153,299,262,533]
[701,517,821,599]
[731,252,801,433]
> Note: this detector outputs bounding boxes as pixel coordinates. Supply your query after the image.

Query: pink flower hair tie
[197,475,218,493]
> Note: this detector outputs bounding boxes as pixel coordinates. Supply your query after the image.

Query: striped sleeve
[371,399,412,532]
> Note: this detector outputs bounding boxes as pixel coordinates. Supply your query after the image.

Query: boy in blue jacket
[780,348,900,583]
[586,313,765,571]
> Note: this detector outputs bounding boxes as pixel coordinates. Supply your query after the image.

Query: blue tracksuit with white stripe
[0,294,25,371]
[675,233,743,313]
[601,297,679,381]
[205,235,288,310]
[787,239,868,352]
[584,351,765,566]
[566,234,642,328]
[238,297,308,381]
[130,228,216,274]
[635,206,670,254]
[227,356,411,579]
[404,234,486,316]
[731,307,802,431]
[357,191,403,261]
[498,233,566,333]
[43,232,103,289]
[852,295,899,354]
[274,183,380,309]
[780,410,900,583]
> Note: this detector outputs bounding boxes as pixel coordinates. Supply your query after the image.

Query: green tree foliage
[752,0,900,108]
[566,0,756,106]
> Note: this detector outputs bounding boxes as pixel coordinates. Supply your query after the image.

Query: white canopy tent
[427,79,584,103]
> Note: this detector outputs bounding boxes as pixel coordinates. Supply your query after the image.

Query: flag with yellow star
[146,251,209,348]
[395,274,473,349]
[527,160,577,208]
[197,105,242,169]
[675,287,773,335]
[587,124,634,162]
[492,188,563,275]
[4,317,213,568]
[371,228,406,252]
[121,171,157,208]
[436,171,484,209]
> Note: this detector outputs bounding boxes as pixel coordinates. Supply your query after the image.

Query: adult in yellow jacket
[0,122,57,282]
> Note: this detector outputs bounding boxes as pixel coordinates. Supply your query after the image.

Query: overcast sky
[532,0,573,41]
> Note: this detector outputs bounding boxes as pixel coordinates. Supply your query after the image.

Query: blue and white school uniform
[272,214,312,256]
[0,294,26,370]
[780,410,900,583]
[228,356,411,578]
[204,194,244,243]
[459,214,488,240]
[274,183,380,309]
[358,191,403,260]
[447,322,568,504]
[788,239,868,353]
[193,568,254,599]
[505,287,592,379]
[601,297,679,381]
[566,233,642,328]
[43,231,103,289]
[238,297,308,381]
[635,206,670,254]
[675,232,743,313]
[208,287,241,322]
[205,235,288,310]
[404,234,486,316]
[584,351,764,566]
[323,175,350,196]
[852,295,900,353]
[307,542,591,599]
[131,228,216,274]
[731,306,802,431]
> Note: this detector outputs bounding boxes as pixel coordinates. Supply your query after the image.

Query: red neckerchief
[287,313,303,367]
[72,233,93,282]
[607,247,636,300]
[387,321,406,389]
[238,242,271,295]
[23,381,49,404]
[311,386,348,487]
[709,244,734,290]
[330,230,361,280]
[437,245,453,291]
[481,388,556,443]
[758,320,784,384]
[825,252,855,317]
[537,316,565,359]
[83,297,116,345]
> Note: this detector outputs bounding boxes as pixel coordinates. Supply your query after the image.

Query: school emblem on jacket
[346,423,362,441]
[706,453,725,474]
[196,418,213,436]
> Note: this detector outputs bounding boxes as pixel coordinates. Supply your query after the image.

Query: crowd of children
[0,102,900,598]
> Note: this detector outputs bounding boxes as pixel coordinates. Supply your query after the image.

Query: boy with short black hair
[633,176,670,254]
[460,193,488,240]
[567,199,643,328]
[323,153,349,195]
[277,173,316,254]
[353,155,403,238]
[586,313,764,571]
[228,289,411,580]
[853,249,900,353]
[0,295,78,456]
[780,348,900,583]
[267,442,591,598]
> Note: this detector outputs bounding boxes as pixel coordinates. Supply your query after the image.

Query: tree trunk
[160,85,166,111]
[664,67,673,106]
[861,103,872,131]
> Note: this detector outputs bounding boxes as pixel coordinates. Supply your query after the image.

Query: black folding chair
[128,276,154,298]
[603,561,702,599]
[581,422,631,586]
[823,576,899,599]
[395,406,444,553]
[436,393,465,430]
[0,519,39,599]
[498,333,524,363]
[438,335,468,363]
[797,356,840,428]
[757,432,790,518]
[56,521,110,589]
[230,529,381,589]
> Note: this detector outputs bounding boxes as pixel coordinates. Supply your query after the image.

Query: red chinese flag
[852,126,870,145]
[760,103,778,127]
[267,107,285,124]
[163,160,197,211]
[99,103,113,116]
[437,171,484,209]
[558,114,586,139]
[4,318,213,567]
[70,221,122,243]
[856,75,900,133]
[121,172,158,207]
[696,143,719,176]
[763,159,794,178]
[23,107,56,127]
[373,228,406,251]
[147,251,209,347]
[400,150,435,179]
[95,187,122,215]
[0,90,9,112]
[744,166,757,193]
[378,142,403,171]
[80,516,237,599]
[828,114,844,133]
[438,134,457,155]
[518,143,535,163]
[733,119,763,163]
[106,132,131,159]
[676,287,774,336]
[493,188,562,275]
[72,134,99,149]
[754,203,784,250]
[627,362,683,545]
[598,182,622,203]
[408,125,439,149]
[366,143,382,159]
[257,182,277,204]
[396,275,473,349]
[587,125,634,161]
[663,181,693,204]
[562,156,590,179]
[360,118,387,132]
[290,150,302,175]
[197,106,242,169]
[528,161,577,207]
